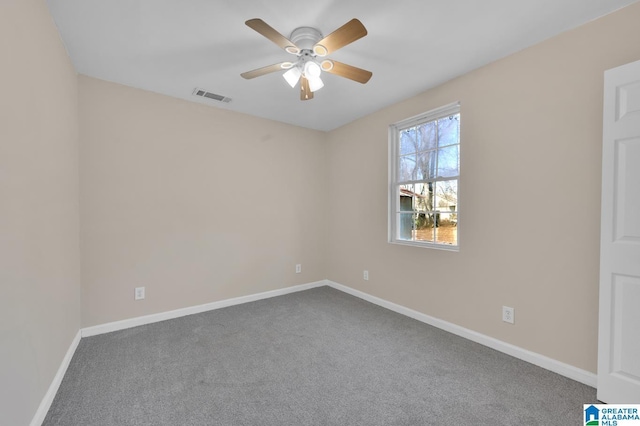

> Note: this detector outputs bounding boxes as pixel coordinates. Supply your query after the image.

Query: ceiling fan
[241,18,372,101]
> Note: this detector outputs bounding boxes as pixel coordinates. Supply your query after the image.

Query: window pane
[400,128,418,155]
[413,182,434,212]
[398,184,415,211]
[435,212,457,245]
[437,145,459,178]
[414,212,435,242]
[438,114,460,147]
[399,184,434,212]
[416,150,437,180]
[398,212,415,240]
[398,155,416,181]
[435,180,457,211]
[418,121,437,151]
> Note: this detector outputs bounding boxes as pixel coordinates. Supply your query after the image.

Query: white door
[598,59,640,403]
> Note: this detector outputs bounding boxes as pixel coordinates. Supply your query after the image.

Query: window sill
[388,239,459,252]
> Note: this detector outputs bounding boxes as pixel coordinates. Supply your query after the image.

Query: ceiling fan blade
[300,77,313,100]
[313,19,367,56]
[241,62,291,80]
[323,60,372,84]
[245,19,300,54]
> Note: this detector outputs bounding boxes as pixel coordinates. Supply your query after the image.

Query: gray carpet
[43,286,596,425]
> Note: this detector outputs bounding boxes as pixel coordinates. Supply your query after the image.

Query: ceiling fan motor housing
[289,27,323,50]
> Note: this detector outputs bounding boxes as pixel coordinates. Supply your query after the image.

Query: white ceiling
[47,0,638,131]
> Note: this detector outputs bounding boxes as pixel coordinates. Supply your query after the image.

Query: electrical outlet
[502,306,514,324]
[363,270,369,281]
[295,264,301,274]
[134,287,145,300]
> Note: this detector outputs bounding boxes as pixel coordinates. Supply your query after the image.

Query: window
[388,102,460,250]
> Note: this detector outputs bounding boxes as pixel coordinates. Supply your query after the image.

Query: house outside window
[388,102,460,250]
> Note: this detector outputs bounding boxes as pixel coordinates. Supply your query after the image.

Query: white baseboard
[30,330,81,426]
[81,280,327,337]
[326,280,597,388]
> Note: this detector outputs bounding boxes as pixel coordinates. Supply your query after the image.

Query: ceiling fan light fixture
[280,62,295,69]
[304,61,322,79]
[308,76,324,92]
[285,46,300,55]
[283,66,302,88]
[313,44,328,56]
[320,60,334,72]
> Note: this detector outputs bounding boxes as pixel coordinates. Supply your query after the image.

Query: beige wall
[0,0,81,424]
[79,76,327,327]
[326,2,640,373]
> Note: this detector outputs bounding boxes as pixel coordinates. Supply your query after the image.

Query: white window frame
[388,102,460,251]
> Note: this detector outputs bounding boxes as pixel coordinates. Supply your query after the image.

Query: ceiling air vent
[193,88,231,103]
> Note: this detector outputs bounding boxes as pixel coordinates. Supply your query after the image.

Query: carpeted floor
[43,286,597,425]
